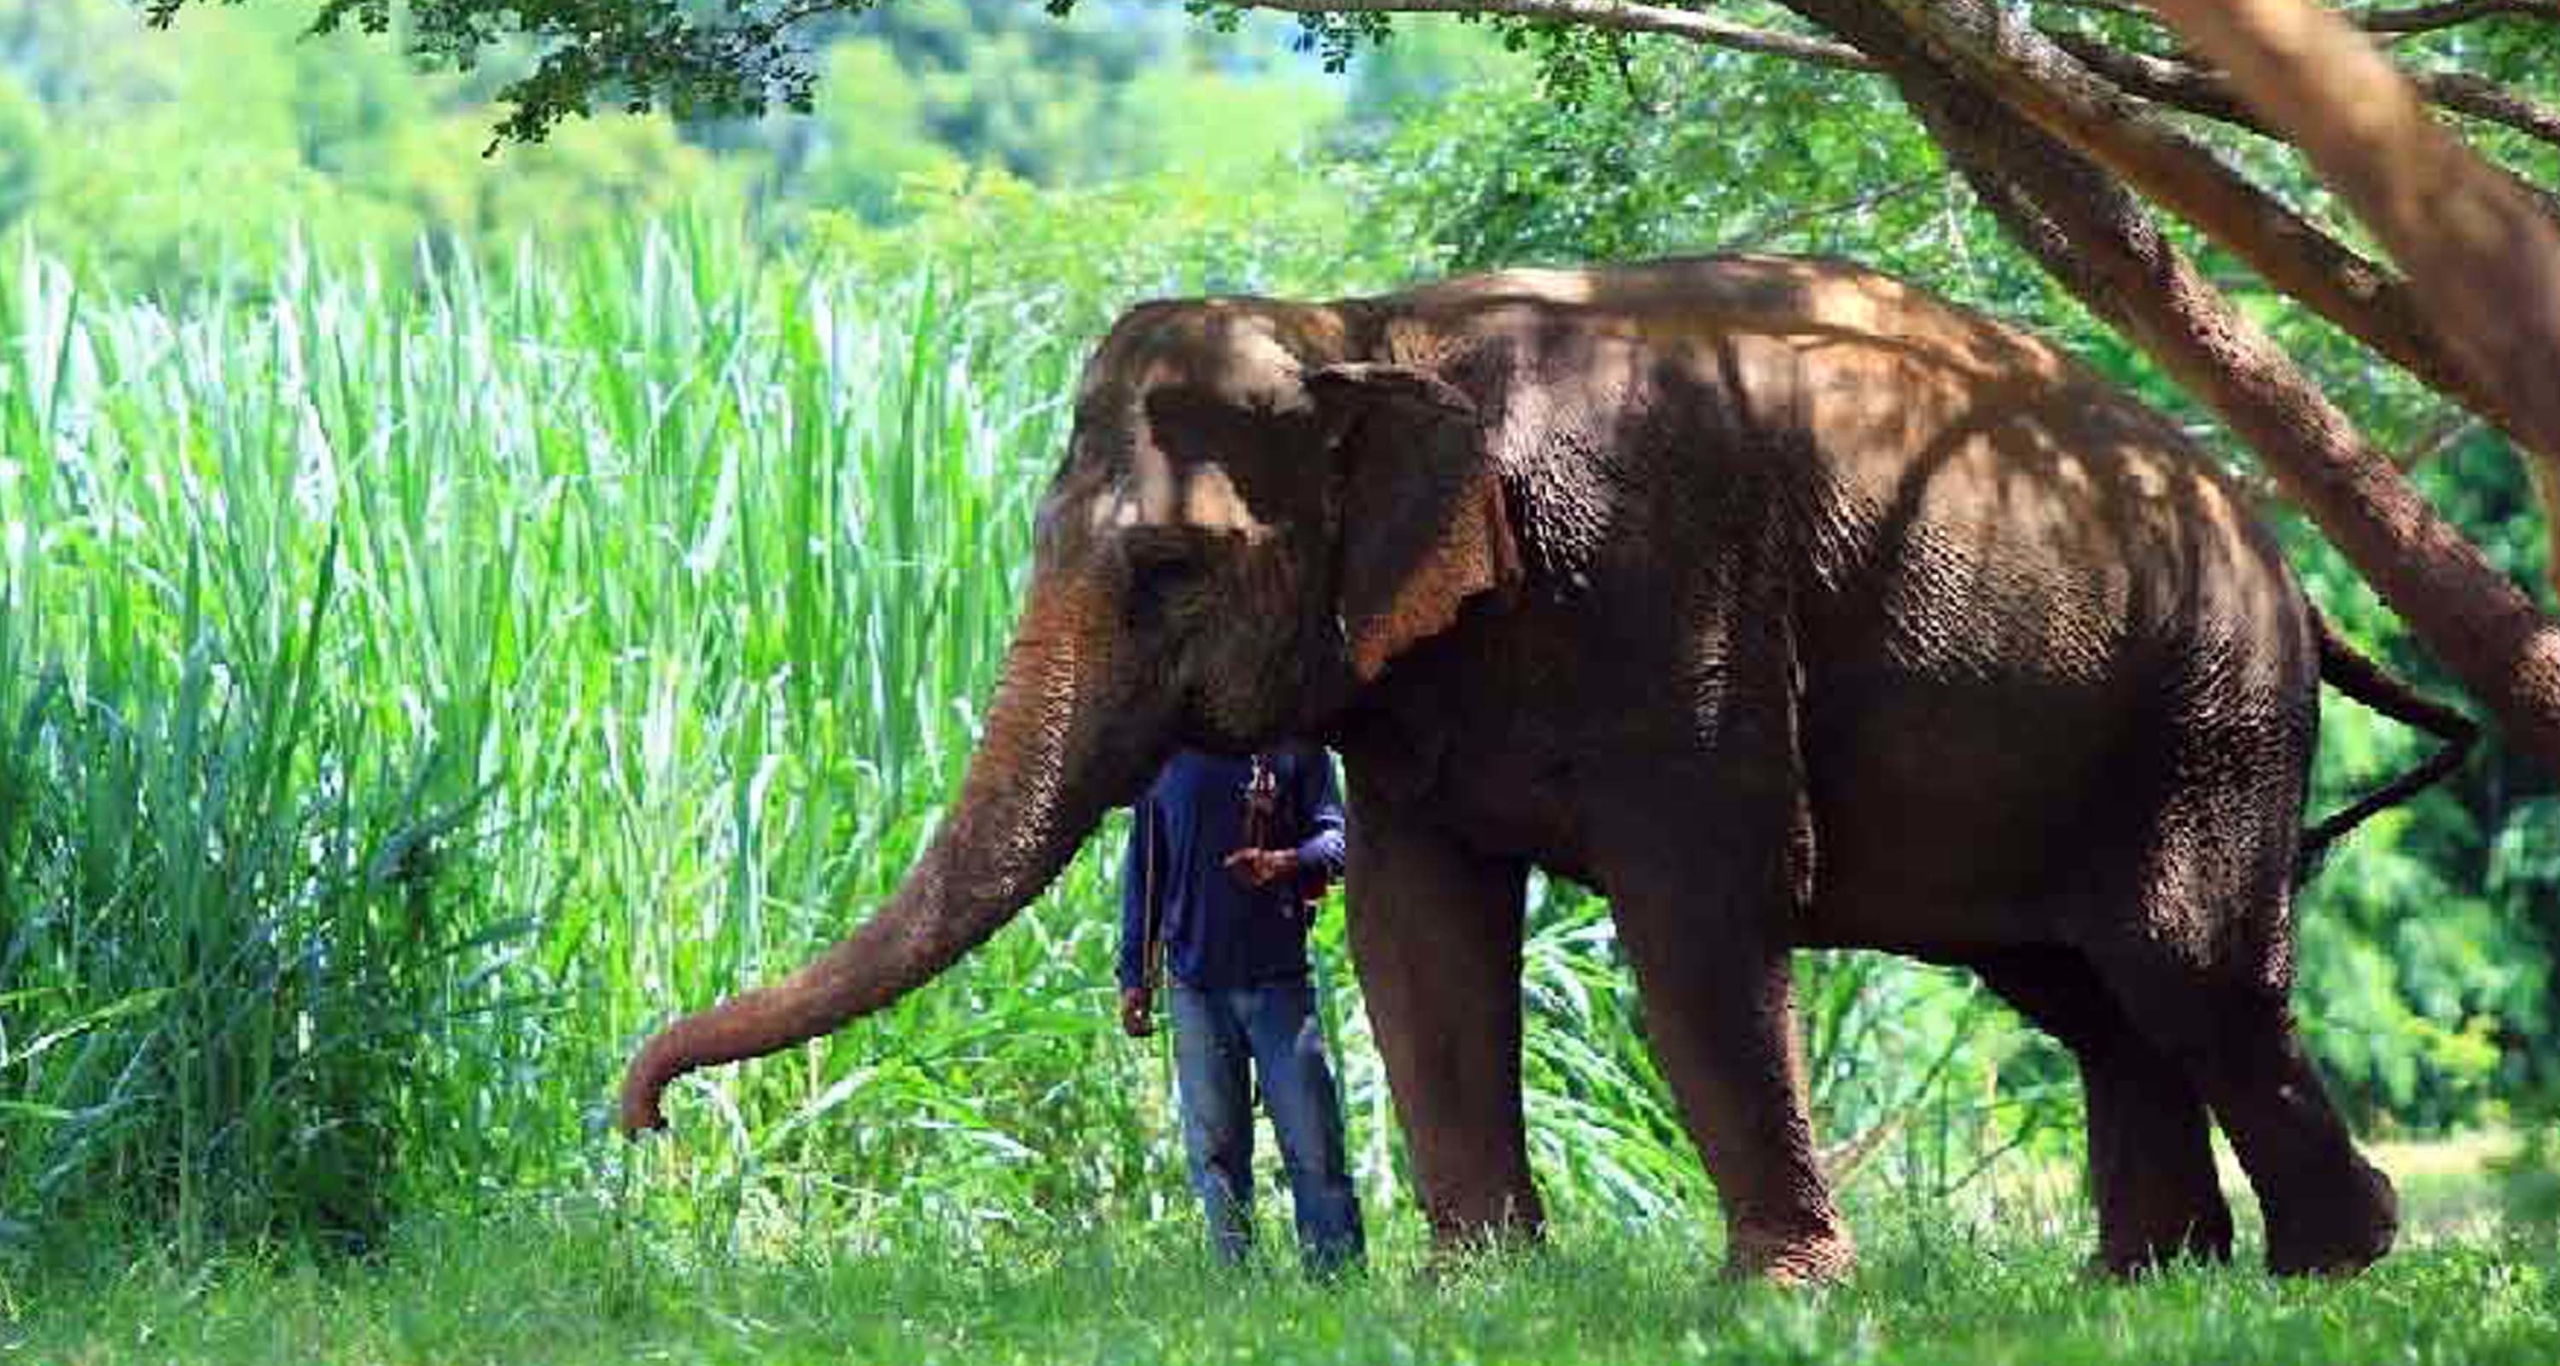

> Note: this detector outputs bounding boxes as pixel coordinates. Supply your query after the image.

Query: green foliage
[0,74,39,226]
[0,223,1111,1249]
[2497,1116,2560,1229]
[855,0,1159,188]
[0,0,745,294]
[1352,46,1953,275]
[3,1,1351,293]
[798,156,1388,336]
[140,0,1334,152]
[733,0,1340,221]
[790,38,971,221]
[2282,443,2559,1129]
[780,15,1340,222]
[0,535,492,1254]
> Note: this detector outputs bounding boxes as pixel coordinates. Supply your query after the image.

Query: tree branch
[2043,29,2273,132]
[1251,1,2552,473]
[2045,27,2560,239]
[2352,1,2560,33]
[2043,0,2560,35]
[2037,1,2168,24]
[2039,25,2560,167]
[2035,4,2560,162]
[2396,411,2483,471]
[2145,0,2560,586]
[1713,171,1950,250]
[1230,0,1875,70]
[1863,0,2539,461]
[2418,68,2560,149]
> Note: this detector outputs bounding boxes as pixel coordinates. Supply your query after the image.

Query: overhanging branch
[1227,0,1875,70]
[2145,0,2560,588]
[1866,0,2535,455]
[2353,1,2560,33]
[2032,5,2560,158]
[2043,0,2560,35]
[2057,30,2560,158]
[1242,0,2551,470]
[2044,27,2560,231]
[2044,30,2271,132]
[2420,68,2560,150]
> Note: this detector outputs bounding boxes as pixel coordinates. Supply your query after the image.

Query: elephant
[618,254,2474,1283]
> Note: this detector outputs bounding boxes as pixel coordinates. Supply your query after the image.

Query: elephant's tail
[2298,612,2477,882]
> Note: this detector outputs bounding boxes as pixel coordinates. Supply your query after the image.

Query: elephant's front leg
[1345,786,1541,1246]
[1608,844,1853,1283]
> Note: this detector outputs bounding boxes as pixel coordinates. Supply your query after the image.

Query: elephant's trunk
[618,580,1123,1134]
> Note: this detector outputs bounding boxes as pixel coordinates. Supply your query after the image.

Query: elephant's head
[618,295,1520,1133]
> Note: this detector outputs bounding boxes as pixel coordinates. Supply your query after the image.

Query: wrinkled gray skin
[623,255,2468,1282]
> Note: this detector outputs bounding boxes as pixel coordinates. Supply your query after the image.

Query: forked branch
[1869,0,2535,458]
[2145,0,2560,580]
[1231,0,1874,70]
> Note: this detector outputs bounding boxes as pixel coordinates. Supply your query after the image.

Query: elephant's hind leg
[2082,851,2395,1276]
[2106,963,2396,1277]
[1969,947,2232,1276]
[1344,785,1544,1247]
[2078,659,2391,1277]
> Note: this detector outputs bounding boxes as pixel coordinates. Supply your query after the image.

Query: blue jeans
[1167,980,1365,1273]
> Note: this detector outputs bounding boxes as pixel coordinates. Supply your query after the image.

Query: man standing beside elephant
[1117,744,1365,1274]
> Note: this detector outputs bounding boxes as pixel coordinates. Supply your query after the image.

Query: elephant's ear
[1307,361,1522,682]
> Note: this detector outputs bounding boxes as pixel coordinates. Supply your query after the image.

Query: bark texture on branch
[2141,1,2560,457]
[2353,1,2560,33]
[1240,0,1875,69]
[2044,25,2560,165]
[2143,0,2560,600]
[1871,0,2526,446]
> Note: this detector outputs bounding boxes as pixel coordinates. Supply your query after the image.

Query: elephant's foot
[2264,1156,2397,1278]
[1723,1219,1857,1285]
[2091,1207,2235,1279]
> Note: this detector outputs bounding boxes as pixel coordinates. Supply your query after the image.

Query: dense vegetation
[1,3,2556,1345]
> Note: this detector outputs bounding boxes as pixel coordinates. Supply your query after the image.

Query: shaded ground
[5,1139,2552,1365]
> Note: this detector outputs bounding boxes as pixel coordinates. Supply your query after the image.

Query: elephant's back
[1388,252,2262,566]
[1384,253,2086,395]
[1391,252,2306,677]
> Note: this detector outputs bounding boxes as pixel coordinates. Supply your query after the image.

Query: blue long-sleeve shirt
[1117,746,1348,991]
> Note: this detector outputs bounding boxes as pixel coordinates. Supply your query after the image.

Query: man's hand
[1120,986,1155,1038]
[1223,846,1300,888]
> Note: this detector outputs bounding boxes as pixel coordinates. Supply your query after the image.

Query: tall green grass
[0,224,2059,1258]
[17,1195,2560,1366]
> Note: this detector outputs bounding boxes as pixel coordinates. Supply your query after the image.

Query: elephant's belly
[1438,754,1603,884]
[1797,677,2132,951]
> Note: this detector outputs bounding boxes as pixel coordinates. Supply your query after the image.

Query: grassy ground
[5,1143,2551,1366]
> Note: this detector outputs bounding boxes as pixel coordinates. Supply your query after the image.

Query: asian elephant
[619,255,2473,1282]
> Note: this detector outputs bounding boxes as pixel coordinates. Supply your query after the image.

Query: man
[1118,744,1365,1273]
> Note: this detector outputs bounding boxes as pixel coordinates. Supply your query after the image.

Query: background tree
[149,0,2560,774]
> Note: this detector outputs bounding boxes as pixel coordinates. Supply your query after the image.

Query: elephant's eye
[1121,532,1208,634]
[1124,526,1200,580]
